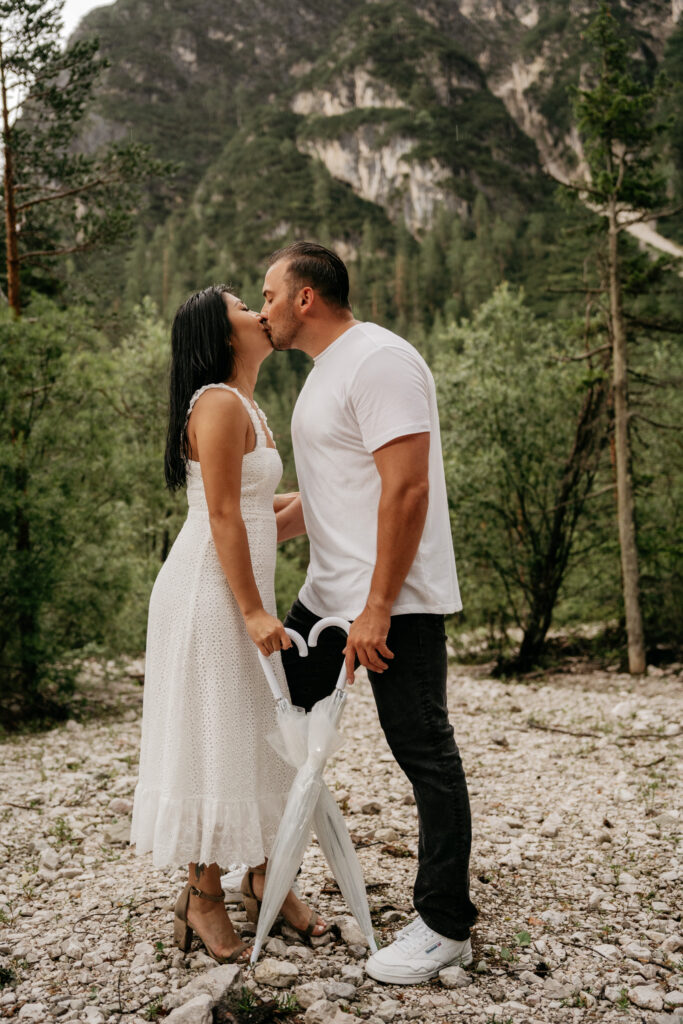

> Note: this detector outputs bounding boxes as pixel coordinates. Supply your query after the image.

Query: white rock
[594,944,620,959]
[519,970,543,986]
[305,999,357,1024]
[108,797,133,815]
[604,985,625,1003]
[439,965,472,988]
[265,937,288,956]
[629,985,664,1011]
[254,958,299,988]
[294,981,326,1009]
[665,992,683,1007]
[18,1005,47,1021]
[540,812,562,838]
[324,981,357,1001]
[39,848,59,872]
[162,964,242,1010]
[588,889,606,909]
[376,1001,401,1022]
[543,978,572,1000]
[82,1008,105,1024]
[290,944,314,961]
[61,938,84,959]
[165,993,213,1024]
[501,847,522,868]
[133,941,155,956]
[540,909,566,927]
[360,800,382,814]
[374,827,398,842]
[623,942,651,961]
[335,916,367,947]
[663,935,683,955]
[340,965,363,986]
[102,819,130,844]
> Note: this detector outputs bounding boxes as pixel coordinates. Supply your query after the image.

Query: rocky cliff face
[74,0,680,237]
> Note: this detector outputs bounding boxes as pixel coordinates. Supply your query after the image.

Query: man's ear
[299,286,315,314]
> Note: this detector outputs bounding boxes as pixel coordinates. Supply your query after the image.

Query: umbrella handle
[258,627,307,701]
[308,616,351,693]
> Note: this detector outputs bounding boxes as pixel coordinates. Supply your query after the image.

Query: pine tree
[0,0,169,314]
[569,2,680,673]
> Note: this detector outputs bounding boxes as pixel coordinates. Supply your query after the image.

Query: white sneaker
[365,916,472,985]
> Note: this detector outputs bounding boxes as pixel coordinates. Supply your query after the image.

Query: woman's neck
[227,367,258,400]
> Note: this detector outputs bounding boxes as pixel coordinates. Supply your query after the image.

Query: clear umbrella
[251,618,377,964]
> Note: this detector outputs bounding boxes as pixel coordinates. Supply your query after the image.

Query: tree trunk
[0,40,20,316]
[608,202,646,674]
[15,465,39,700]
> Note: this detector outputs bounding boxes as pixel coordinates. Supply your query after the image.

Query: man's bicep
[372,432,430,487]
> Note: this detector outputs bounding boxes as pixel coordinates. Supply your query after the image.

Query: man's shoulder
[348,322,426,368]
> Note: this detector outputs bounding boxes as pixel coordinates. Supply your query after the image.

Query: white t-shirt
[291,321,461,619]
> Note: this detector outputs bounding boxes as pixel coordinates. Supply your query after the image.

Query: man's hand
[343,603,394,683]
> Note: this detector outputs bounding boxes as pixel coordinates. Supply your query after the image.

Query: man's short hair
[268,241,351,310]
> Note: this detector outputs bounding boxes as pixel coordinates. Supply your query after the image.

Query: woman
[130,285,326,963]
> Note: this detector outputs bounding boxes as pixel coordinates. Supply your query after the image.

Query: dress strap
[185,383,269,447]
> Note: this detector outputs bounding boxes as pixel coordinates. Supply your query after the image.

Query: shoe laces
[394,917,438,952]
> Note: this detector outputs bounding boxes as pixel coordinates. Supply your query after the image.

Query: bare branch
[15,176,113,213]
[559,344,611,363]
[18,244,90,260]
[632,414,683,432]
[616,203,683,229]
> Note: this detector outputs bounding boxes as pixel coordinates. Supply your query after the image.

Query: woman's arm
[273,491,299,514]
[277,494,307,542]
[190,390,291,656]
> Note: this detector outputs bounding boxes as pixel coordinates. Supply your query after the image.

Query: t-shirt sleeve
[349,346,432,453]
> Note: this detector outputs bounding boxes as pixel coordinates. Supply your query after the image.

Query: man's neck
[298,316,359,359]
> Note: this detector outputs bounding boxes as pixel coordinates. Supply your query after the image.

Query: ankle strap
[189,884,225,903]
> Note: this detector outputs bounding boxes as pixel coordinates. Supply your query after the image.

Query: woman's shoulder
[186,384,247,422]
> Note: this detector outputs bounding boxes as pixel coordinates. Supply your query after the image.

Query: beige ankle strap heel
[173,882,250,964]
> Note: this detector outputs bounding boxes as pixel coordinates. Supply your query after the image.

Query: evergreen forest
[1,0,682,726]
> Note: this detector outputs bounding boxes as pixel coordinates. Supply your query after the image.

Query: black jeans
[282,598,478,941]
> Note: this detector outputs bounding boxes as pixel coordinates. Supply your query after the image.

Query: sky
[61,0,114,40]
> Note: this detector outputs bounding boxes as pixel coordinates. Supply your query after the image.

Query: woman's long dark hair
[164,284,235,491]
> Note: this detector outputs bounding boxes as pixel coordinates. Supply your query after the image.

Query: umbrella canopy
[251,618,377,963]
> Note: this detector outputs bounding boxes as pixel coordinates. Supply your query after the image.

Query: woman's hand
[244,609,293,656]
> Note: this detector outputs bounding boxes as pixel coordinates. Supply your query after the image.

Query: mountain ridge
[69,0,682,310]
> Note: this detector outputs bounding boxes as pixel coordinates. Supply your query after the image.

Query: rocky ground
[1,658,682,1024]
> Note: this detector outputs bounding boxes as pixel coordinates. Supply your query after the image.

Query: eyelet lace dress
[131,384,294,868]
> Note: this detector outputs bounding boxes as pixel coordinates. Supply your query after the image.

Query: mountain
[72,0,682,312]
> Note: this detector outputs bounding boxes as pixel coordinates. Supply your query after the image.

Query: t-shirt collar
[313,323,361,364]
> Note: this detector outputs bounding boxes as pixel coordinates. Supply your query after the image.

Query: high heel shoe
[173,882,251,963]
[240,868,331,943]
[240,867,266,926]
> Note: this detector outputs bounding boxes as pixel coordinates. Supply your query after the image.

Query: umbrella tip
[250,940,261,965]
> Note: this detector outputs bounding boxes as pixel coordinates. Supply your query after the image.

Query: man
[261,241,477,985]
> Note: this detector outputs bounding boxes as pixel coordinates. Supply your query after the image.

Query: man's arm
[343,432,430,681]
[273,491,299,514]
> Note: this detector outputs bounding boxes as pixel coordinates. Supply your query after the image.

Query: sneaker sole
[365,949,473,986]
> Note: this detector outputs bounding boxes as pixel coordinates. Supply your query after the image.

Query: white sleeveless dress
[131,384,294,868]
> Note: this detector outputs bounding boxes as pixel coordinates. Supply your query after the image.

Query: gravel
[0,658,681,1023]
